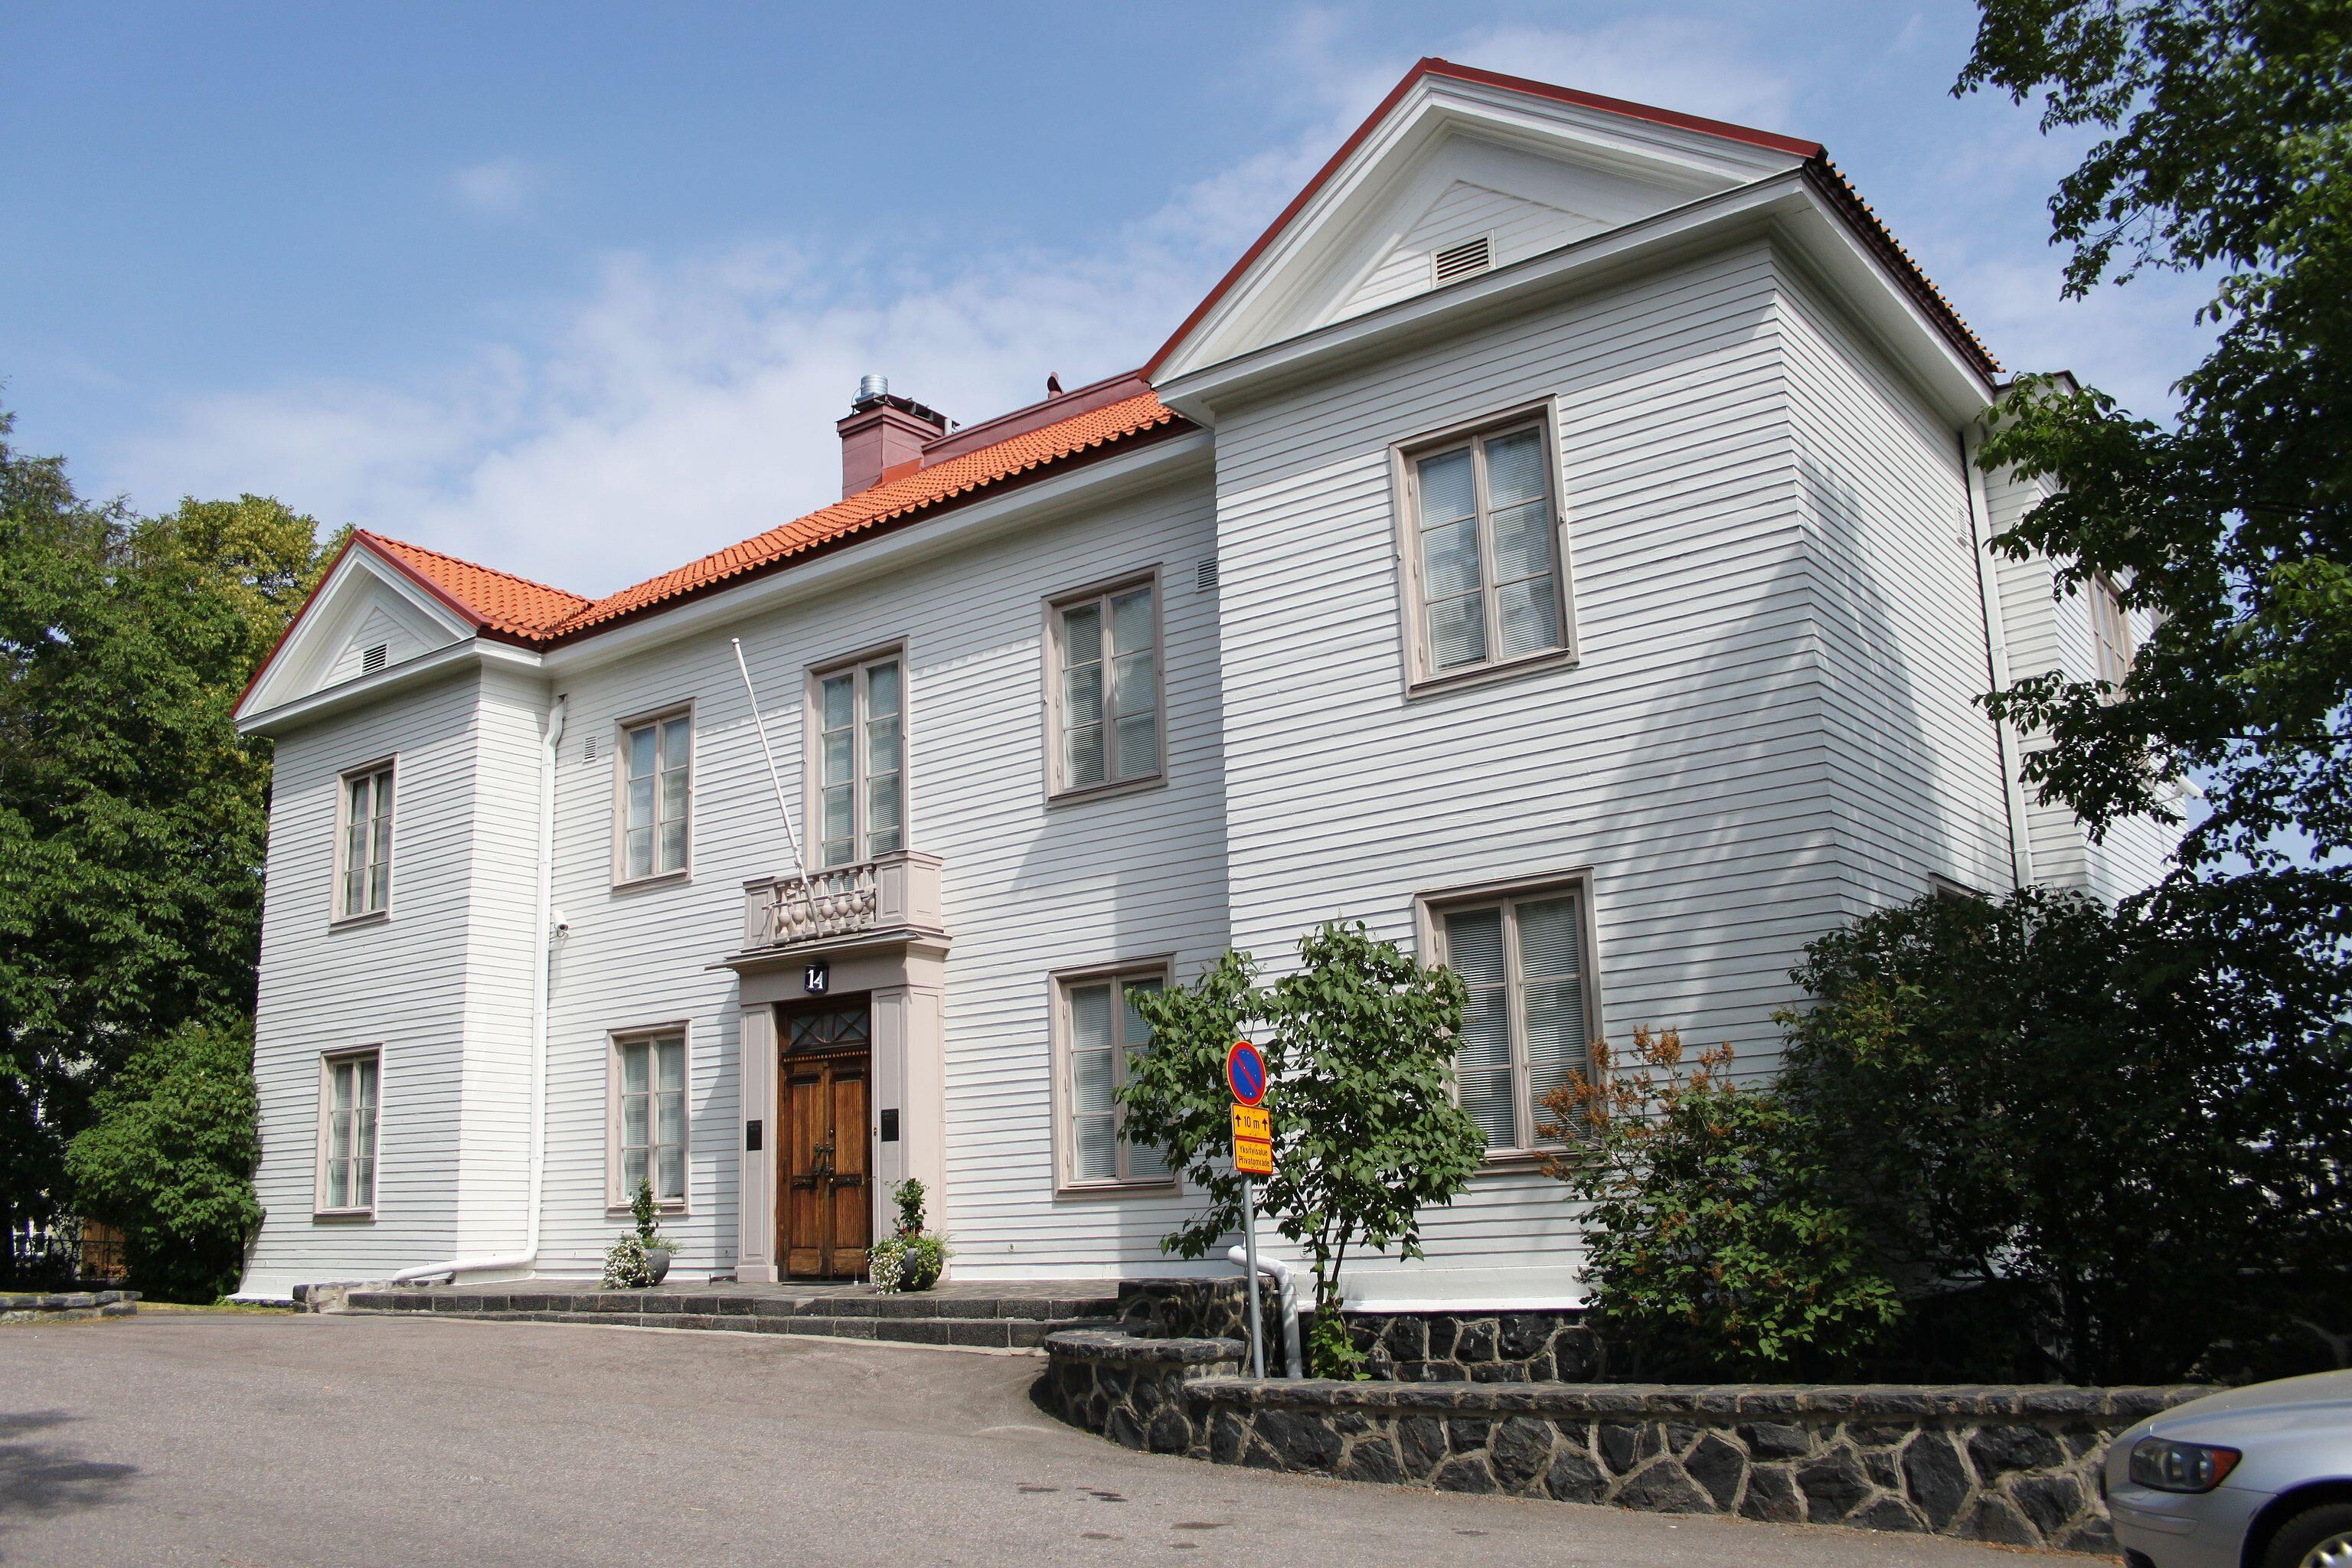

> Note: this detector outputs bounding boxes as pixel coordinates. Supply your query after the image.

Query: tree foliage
[61,1019,263,1301]
[0,400,336,1277]
[1122,923,1488,1376]
[1780,885,2352,1384]
[1540,1028,1902,1380]
[1956,0,2352,892]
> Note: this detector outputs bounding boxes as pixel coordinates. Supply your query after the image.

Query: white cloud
[450,156,534,218]
[1440,18,1798,134]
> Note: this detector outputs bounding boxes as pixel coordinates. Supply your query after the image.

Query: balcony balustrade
[740,848,946,953]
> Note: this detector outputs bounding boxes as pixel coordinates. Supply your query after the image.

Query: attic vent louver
[361,643,388,675]
[1432,234,1493,286]
[1196,557,1219,593]
[583,736,598,766]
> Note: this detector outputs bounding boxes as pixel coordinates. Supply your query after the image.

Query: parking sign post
[1226,1040,1272,1380]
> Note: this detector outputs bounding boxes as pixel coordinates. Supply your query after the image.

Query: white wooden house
[232,60,2169,1304]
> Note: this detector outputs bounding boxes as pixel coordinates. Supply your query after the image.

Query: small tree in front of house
[1122,922,1488,1377]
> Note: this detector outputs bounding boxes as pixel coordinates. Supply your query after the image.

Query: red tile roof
[359,531,591,638]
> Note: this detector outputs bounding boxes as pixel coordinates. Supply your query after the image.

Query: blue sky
[4,1,2213,594]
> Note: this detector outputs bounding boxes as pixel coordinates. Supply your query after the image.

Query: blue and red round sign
[1225,1039,1266,1106]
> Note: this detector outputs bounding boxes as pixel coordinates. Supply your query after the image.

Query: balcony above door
[734,848,948,964]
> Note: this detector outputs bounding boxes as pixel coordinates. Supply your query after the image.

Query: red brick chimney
[837,374,948,498]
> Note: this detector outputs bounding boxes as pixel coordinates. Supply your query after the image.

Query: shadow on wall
[0,1410,139,1535]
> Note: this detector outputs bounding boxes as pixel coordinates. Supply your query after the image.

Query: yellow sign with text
[1231,1104,1273,1176]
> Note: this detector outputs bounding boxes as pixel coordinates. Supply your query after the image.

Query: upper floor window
[1057,964,1171,1189]
[1398,416,1573,686]
[1048,576,1162,798]
[316,1047,380,1216]
[612,1030,687,1208]
[1429,879,1597,1153]
[2091,573,2135,690]
[815,652,903,867]
[616,710,691,884]
[335,762,394,920]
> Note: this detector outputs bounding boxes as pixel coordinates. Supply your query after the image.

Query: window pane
[344,867,365,916]
[661,717,690,771]
[1516,897,1582,978]
[656,1089,685,1149]
[866,660,900,718]
[1126,1137,1170,1181]
[1061,602,1102,665]
[822,674,854,732]
[1426,594,1488,671]
[655,1040,684,1092]
[622,1044,650,1095]
[1523,977,1587,1122]
[823,730,854,789]
[1075,1113,1117,1181]
[1109,587,1154,654]
[1062,664,1102,727]
[348,774,371,822]
[1445,908,1508,985]
[656,1145,684,1203]
[371,813,393,870]
[1418,448,1475,523]
[1113,713,1158,779]
[1495,577,1563,659]
[358,1058,377,1109]
[627,826,653,881]
[659,818,687,871]
[628,724,656,780]
[1070,984,1112,1050]
[1484,428,1548,508]
[622,1092,649,1148]
[355,1105,376,1162]
[1459,1066,1517,1149]
[822,837,854,870]
[822,783,854,847]
[332,1061,354,1114]
[623,1147,648,1197]
[866,773,901,833]
[865,717,900,776]
[1109,649,1154,718]
[1121,978,1161,1048]
[1489,498,1553,582]
[659,767,689,824]
[1064,723,1106,788]
[1420,518,1483,599]
[354,1155,375,1207]
[1073,1047,1115,1114]
[328,1106,351,1164]
[328,1160,348,1210]
[627,775,655,832]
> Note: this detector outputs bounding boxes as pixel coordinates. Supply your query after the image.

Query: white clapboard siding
[1334,180,1604,322]
[323,603,433,688]
[528,475,1231,1282]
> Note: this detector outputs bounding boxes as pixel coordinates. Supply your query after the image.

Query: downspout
[1961,430,2035,890]
[394,691,566,1284]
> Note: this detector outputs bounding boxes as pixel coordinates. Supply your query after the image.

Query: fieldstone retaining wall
[2,1289,139,1323]
[1111,1280,1598,1383]
[1043,1325,2208,1554]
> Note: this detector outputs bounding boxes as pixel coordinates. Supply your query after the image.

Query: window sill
[1478,1145,1568,1171]
[606,1202,690,1217]
[612,868,692,894]
[328,909,389,931]
[1056,1178,1181,1200]
[1407,646,1577,701]
[1046,772,1168,809]
[312,1207,375,1223]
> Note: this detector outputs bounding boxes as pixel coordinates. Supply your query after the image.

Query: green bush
[1541,1027,1901,1380]
[62,1019,262,1302]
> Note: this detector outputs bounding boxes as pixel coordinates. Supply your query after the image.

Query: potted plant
[601,1179,682,1289]
[867,1178,947,1294]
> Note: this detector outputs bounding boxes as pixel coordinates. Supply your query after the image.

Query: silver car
[2105,1370,2352,1568]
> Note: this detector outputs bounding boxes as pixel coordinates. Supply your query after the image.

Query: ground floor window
[1054,963,1171,1189]
[1426,878,1599,1153]
[612,1031,687,1206]
[316,1048,380,1216]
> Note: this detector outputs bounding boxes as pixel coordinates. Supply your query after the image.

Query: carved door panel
[779,1004,871,1279]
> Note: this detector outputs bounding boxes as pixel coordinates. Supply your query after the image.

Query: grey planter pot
[644,1248,672,1285]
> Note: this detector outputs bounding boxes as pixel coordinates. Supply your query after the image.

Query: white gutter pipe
[1227,1245,1306,1379]
[394,692,566,1285]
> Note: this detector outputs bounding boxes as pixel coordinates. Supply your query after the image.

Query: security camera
[551,910,572,936]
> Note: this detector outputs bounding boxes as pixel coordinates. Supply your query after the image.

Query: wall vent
[1196,557,1219,593]
[583,735,598,766]
[361,643,388,675]
[1432,234,1493,286]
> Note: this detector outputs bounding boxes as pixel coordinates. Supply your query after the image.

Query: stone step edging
[2,1289,141,1323]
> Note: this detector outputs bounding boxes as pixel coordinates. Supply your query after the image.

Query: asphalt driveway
[2,1315,2048,1567]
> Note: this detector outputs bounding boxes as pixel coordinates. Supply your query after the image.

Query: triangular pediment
[1150,62,1815,381]
[239,543,474,720]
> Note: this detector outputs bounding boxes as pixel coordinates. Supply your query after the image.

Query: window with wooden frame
[610,1030,687,1208]
[1426,879,1599,1154]
[615,708,691,884]
[1396,413,1573,686]
[1056,964,1171,1189]
[2091,573,2135,691]
[1047,575,1163,797]
[335,761,394,920]
[814,651,904,867]
[315,1048,380,1216]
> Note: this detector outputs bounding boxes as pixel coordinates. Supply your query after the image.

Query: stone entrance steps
[332,1286,1122,1351]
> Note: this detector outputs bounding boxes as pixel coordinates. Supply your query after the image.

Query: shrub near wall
[1044,1325,2207,1553]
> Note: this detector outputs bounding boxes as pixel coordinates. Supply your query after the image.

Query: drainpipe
[1227,1244,1306,1378]
[394,692,566,1285]
[1961,430,2036,890]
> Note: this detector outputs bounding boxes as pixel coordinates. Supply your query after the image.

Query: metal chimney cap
[857,373,889,402]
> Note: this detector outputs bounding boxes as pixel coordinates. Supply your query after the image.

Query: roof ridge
[356,529,593,607]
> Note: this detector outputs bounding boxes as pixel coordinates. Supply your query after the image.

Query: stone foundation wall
[2,1290,139,1323]
[1110,1281,1596,1383]
[1042,1325,2207,1553]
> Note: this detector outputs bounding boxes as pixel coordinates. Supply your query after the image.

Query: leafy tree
[0,400,335,1273]
[1540,1027,1902,1380]
[1956,2,2352,893]
[1780,885,2352,1383]
[62,1019,263,1301]
[1122,923,1488,1376]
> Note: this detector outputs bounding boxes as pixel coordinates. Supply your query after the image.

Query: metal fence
[2,1220,126,1290]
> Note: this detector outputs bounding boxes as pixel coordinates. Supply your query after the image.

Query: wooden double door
[779,1000,871,1279]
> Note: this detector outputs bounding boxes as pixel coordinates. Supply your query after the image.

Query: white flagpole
[732,639,814,916]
